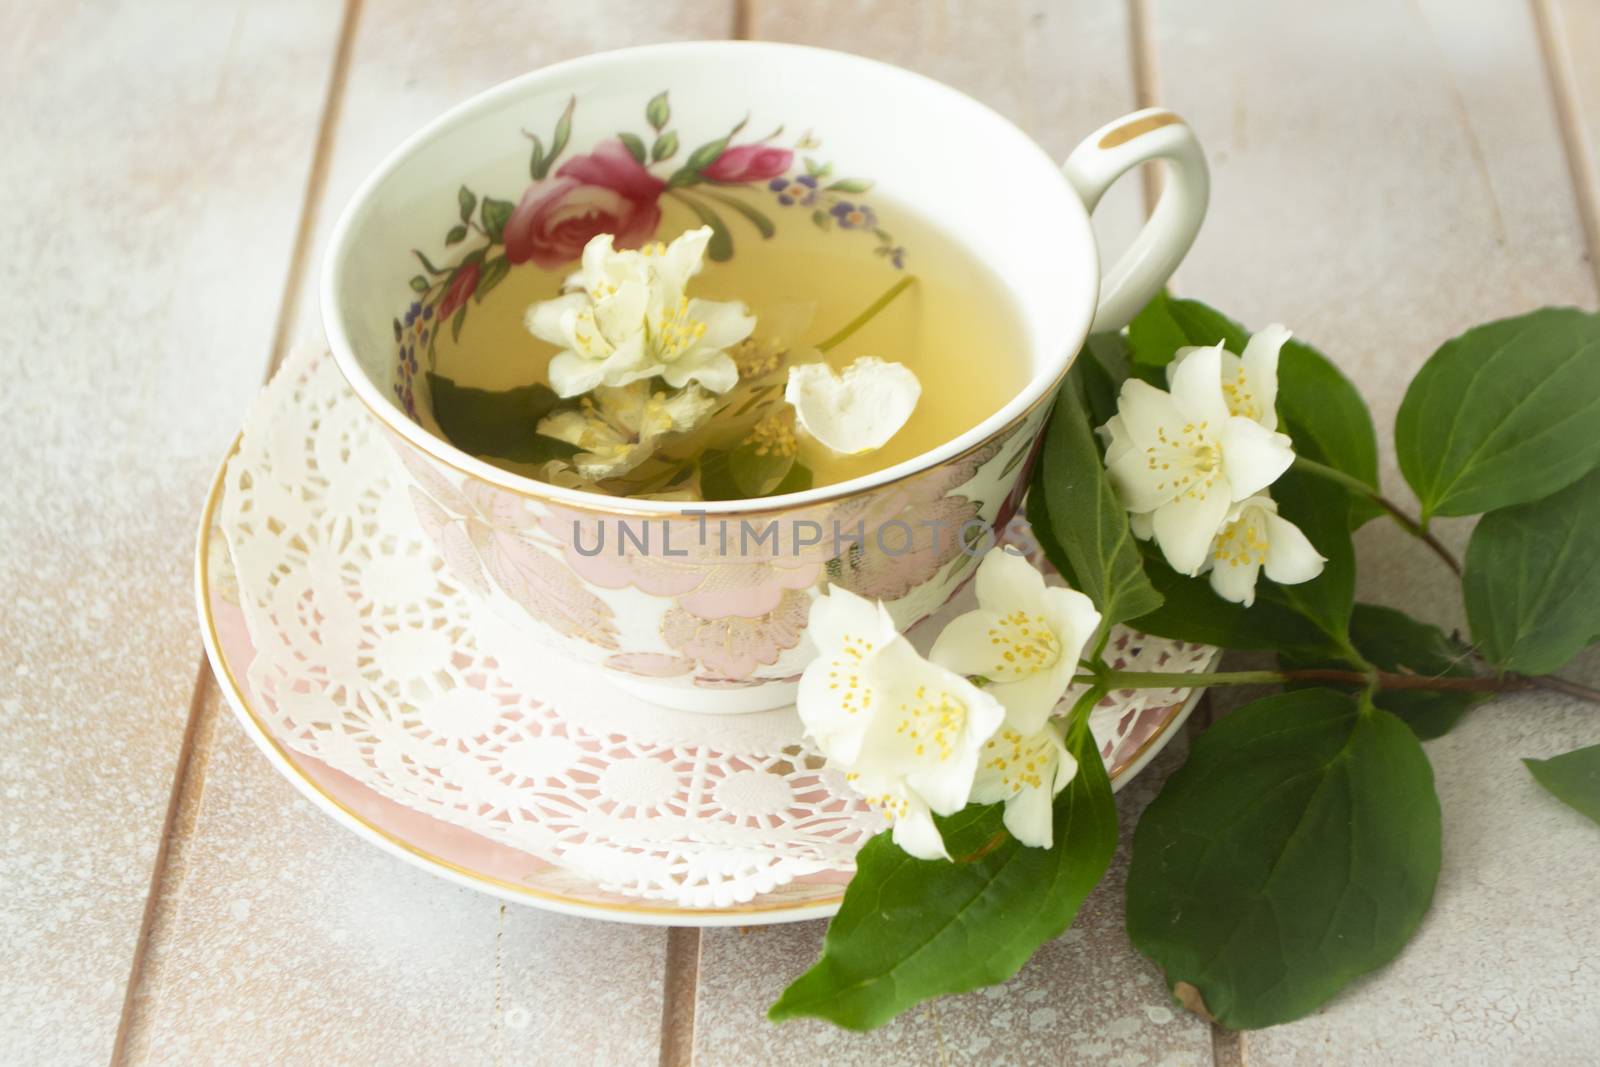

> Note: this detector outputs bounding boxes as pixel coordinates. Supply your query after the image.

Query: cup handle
[1062,108,1209,334]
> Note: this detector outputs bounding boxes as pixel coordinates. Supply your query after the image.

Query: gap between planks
[1531,0,1600,294]
[108,1,366,1061]
[1127,0,1164,212]
[658,926,703,1067]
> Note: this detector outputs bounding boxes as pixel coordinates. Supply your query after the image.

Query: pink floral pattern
[662,588,811,679]
[823,427,1024,601]
[397,446,620,650]
[536,510,831,677]
[389,406,1050,695]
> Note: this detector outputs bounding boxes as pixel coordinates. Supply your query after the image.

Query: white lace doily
[209,345,1216,911]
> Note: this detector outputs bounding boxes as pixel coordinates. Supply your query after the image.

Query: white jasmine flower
[929,547,1099,848]
[930,548,1100,735]
[1167,323,1291,430]
[538,380,715,479]
[526,227,756,397]
[797,587,1006,860]
[1201,494,1325,606]
[970,722,1077,849]
[785,356,921,455]
[1104,345,1296,576]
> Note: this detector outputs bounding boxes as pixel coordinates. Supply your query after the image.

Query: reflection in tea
[425,195,1030,500]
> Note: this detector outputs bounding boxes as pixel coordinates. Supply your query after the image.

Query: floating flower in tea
[526,227,756,396]
[786,356,921,456]
[513,226,925,500]
[537,380,717,479]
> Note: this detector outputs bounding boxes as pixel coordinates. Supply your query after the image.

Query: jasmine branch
[1292,456,1462,576]
[817,275,915,353]
[1074,667,1600,703]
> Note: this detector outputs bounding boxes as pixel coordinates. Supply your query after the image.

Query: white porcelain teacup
[322,41,1208,713]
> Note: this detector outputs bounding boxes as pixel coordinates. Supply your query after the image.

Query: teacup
[322,41,1208,713]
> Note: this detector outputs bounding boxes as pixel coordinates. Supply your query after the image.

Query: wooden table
[6,2,1600,1063]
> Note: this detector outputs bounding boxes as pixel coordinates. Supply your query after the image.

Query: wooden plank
[688,4,1219,1063]
[746,0,1148,281]
[1140,2,1600,1061]
[1542,0,1600,283]
[123,2,736,1062]
[0,2,346,1062]
[122,689,670,1065]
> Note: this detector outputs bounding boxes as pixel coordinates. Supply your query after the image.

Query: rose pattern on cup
[388,90,909,418]
[504,139,666,268]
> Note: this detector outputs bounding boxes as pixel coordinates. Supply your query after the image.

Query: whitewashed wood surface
[4,2,1598,1064]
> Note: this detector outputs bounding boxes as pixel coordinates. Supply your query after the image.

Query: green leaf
[770,716,1117,1030]
[670,193,734,261]
[527,134,546,180]
[413,249,447,275]
[548,95,574,168]
[1131,542,1347,660]
[1127,290,1246,368]
[473,255,510,304]
[1464,465,1600,675]
[1033,380,1162,628]
[811,207,831,231]
[651,130,679,162]
[1282,604,1483,740]
[774,462,814,496]
[1277,338,1383,528]
[1346,605,1480,739]
[730,444,795,498]
[697,449,740,502]
[479,197,514,245]
[1524,745,1600,826]
[1126,690,1441,1029]
[697,189,775,238]
[825,178,872,193]
[1257,469,1357,659]
[1078,333,1130,428]
[425,373,579,464]
[1025,474,1079,589]
[646,90,670,131]
[408,275,429,293]
[1396,307,1600,520]
[457,185,476,223]
[675,116,748,183]
[617,132,647,165]
[450,306,467,343]
[445,224,468,246]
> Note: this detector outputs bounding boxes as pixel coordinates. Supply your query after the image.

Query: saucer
[195,347,1218,925]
